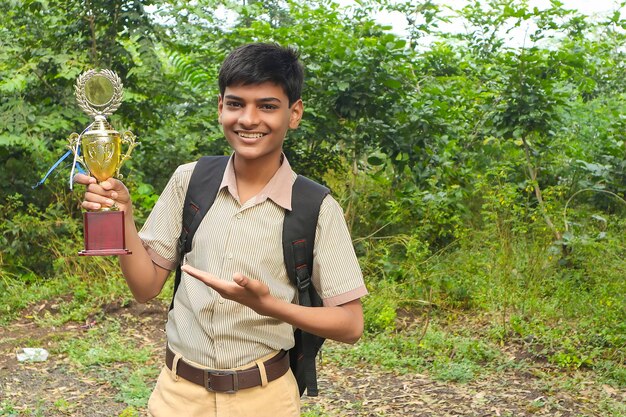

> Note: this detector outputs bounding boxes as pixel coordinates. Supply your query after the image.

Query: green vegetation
[1,0,625,415]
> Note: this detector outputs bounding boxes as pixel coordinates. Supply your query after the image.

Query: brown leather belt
[165,346,290,393]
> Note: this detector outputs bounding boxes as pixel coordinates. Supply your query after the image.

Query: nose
[238,106,260,128]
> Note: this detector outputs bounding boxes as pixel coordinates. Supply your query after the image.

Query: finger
[73,173,96,185]
[182,265,217,285]
[100,178,125,192]
[86,183,107,195]
[181,264,201,277]
[233,274,268,298]
[84,191,115,208]
[86,184,120,202]
[81,200,102,211]
[233,273,250,288]
[100,179,115,191]
[99,180,127,203]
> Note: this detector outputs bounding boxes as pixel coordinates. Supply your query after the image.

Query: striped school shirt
[139,155,367,369]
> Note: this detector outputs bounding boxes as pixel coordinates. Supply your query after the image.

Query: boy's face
[218,82,303,165]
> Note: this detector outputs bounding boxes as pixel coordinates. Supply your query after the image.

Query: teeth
[238,132,264,139]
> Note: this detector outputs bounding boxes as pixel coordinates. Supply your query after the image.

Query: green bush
[1,192,83,278]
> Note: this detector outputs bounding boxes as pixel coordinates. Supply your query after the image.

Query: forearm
[118,211,169,303]
[263,298,364,344]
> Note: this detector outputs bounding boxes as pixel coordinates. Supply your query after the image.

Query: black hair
[218,43,304,106]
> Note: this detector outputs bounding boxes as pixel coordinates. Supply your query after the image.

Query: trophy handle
[116,130,138,178]
[67,132,86,168]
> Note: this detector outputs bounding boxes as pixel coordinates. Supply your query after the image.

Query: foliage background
[1,0,625,414]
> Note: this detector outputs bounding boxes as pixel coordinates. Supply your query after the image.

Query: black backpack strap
[283,175,329,396]
[170,155,229,311]
[283,175,329,295]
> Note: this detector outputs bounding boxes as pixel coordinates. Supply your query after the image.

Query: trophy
[69,69,138,256]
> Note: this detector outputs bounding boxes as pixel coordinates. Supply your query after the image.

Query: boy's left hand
[183,264,364,344]
[181,265,273,315]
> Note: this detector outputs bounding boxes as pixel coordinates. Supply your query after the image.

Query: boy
[75,43,367,416]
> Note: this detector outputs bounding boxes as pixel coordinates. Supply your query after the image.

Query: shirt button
[219,298,225,304]
[227,253,233,260]
[236,213,243,219]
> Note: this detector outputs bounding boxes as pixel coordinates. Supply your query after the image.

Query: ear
[288,99,303,129]
[217,94,223,124]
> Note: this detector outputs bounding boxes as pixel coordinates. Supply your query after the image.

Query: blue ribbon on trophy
[32,123,92,190]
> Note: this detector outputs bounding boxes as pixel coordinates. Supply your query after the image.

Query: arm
[181,266,364,344]
[74,174,170,303]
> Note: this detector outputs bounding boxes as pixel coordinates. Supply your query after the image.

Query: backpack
[170,155,329,397]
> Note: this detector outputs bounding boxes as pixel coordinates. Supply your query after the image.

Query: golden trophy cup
[69,69,138,256]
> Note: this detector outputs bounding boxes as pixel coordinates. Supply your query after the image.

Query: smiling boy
[75,43,367,416]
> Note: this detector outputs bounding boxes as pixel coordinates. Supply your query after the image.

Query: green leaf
[383,78,402,89]
[336,81,349,91]
[367,155,385,166]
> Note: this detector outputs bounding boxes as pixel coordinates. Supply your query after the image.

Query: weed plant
[340,160,626,389]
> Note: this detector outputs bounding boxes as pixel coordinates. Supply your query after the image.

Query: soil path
[0,301,623,416]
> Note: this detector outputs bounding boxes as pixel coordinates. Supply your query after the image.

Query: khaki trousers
[147,351,301,417]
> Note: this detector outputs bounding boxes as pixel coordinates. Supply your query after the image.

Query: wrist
[122,205,135,222]
[257,295,287,319]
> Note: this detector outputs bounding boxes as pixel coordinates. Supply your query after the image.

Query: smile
[237,132,266,139]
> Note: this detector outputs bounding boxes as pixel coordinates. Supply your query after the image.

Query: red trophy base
[78,211,132,256]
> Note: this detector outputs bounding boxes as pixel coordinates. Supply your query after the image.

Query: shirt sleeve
[312,195,368,307]
[138,162,196,270]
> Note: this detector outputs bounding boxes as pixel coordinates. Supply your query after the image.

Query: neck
[233,153,282,187]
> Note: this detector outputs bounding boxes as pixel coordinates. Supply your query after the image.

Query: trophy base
[79,249,132,256]
[79,211,132,256]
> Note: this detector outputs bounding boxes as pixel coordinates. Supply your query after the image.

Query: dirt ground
[0,300,624,417]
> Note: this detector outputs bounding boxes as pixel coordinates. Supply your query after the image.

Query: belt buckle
[203,369,239,394]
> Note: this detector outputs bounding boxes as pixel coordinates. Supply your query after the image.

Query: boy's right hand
[73,173,132,213]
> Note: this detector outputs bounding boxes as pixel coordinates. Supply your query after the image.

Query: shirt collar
[219,153,295,211]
